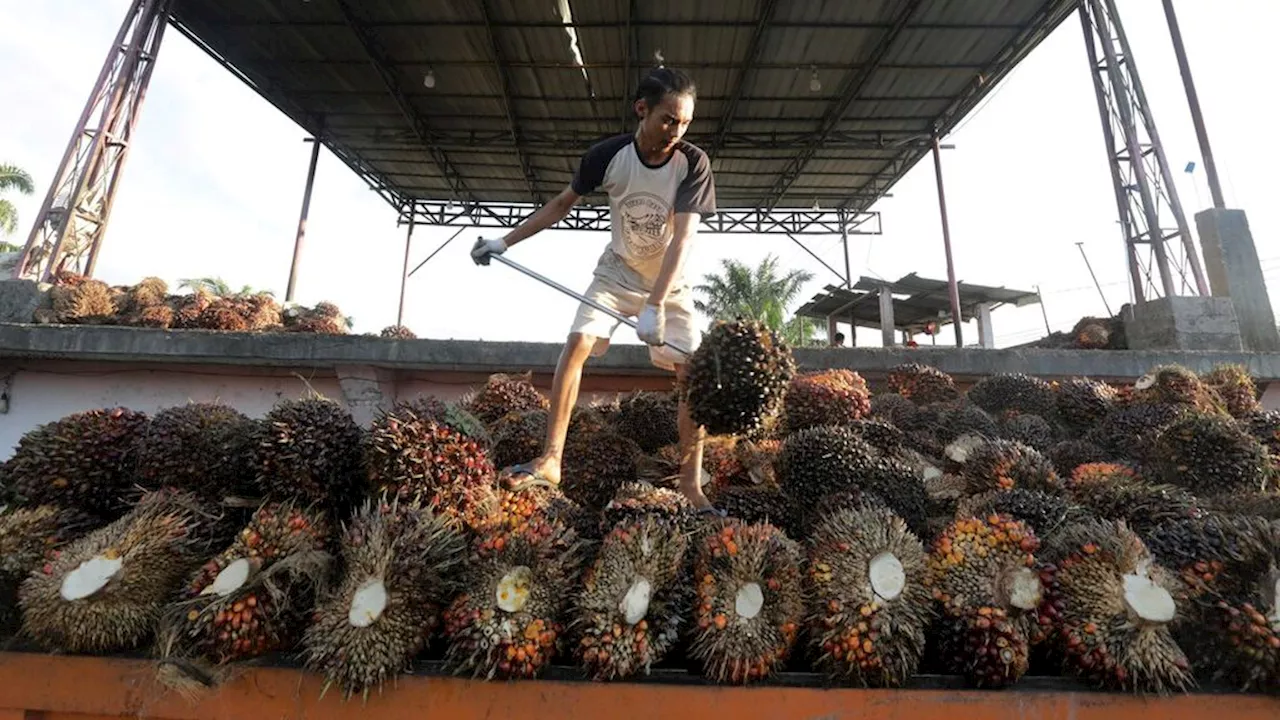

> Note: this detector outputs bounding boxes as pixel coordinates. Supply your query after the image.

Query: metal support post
[286,137,321,303]
[1076,242,1113,316]
[977,303,995,348]
[397,212,415,326]
[840,209,852,288]
[931,137,964,347]
[1162,0,1225,210]
[878,285,895,347]
[1034,285,1052,336]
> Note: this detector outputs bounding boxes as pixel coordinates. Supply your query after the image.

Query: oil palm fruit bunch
[250,396,365,514]
[1201,364,1261,419]
[705,485,796,536]
[885,363,959,404]
[1085,403,1188,466]
[1044,518,1193,693]
[1066,463,1202,537]
[157,500,332,668]
[781,369,871,433]
[561,430,642,513]
[1202,491,1280,522]
[365,402,494,509]
[998,413,1057,452]
[379,324,416,340]
[602,482,695,534]
[0,505,102,635]
[1054,377,1117,434]
[957,438,1061,495]
[1154,413,1274,496]
[1132,365,1226,415]
[926,514,1059,688]
[683,319,796,437]
[463,373,549,427]
[611,391,679,453]
[870,393,919,426]
[19,488,229,653]
[196,297,250,331]
[1072,317,1112,349]
[128,304,175,329]
[479,483,597,550]
[935,404,998,446]
[489,409,546,471]
[50,275,115,323]
[955,489,1076,544]
[573,515,690,680]
[688,520,804,684]
[393,395,491,445]
[302,495,466,699]
[125,276,168,312]
[1245,410,1280,467]
[6,407,150,518]
[967,373,1057,421]
[442,495,585,680]
[134,402,256,500]
[1048,439,1110,479]
[806,504,933,687]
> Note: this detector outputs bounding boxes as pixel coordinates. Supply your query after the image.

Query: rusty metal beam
[476,0,542,204]
[708,0,780,161]
[759,0,926,211]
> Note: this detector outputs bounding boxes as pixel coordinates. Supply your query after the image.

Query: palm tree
[178,277,274,298]
[693,254,819,345]
[0,164,35,237]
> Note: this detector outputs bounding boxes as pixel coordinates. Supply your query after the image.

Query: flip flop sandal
[499,462,557,492]
[697,506,728,518]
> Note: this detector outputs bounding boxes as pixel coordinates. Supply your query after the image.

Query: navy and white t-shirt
[571,133,716,291]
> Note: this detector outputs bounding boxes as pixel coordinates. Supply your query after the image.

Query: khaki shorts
[569,273,700,371]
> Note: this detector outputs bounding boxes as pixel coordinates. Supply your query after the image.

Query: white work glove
[636,303,665,346]
[470,236,507,266]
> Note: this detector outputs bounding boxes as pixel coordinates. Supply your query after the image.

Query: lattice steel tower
[1078,0,1208,303]
[14,0,174,281]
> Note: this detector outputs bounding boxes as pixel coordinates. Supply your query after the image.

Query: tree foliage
[693,254,823,346]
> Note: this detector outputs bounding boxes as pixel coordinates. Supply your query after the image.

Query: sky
[1,1,1277,348]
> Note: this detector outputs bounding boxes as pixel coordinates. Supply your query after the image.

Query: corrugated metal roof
[170,0,1078,211]
[795,272,1040,331]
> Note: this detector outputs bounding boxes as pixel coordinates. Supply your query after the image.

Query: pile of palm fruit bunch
[3,346,1280,700]
[1021,314,1129,350]
[28,272,350,334]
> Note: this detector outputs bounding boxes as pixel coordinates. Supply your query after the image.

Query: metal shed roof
[168,0,1078,217]
[795,272,1040,332]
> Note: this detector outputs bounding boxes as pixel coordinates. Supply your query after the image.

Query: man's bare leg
[674,363,712,510]
[509,332,597,487]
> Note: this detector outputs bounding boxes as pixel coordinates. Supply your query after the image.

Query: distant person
[830,331,845,347]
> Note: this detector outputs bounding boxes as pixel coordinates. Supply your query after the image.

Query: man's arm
[504,186,580,247]
[647,211,698,306]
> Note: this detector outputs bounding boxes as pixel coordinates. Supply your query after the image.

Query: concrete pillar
[1196,208,1280,351]
[879,286,895,347]
[826,315,838,346]
[977,302,995,348]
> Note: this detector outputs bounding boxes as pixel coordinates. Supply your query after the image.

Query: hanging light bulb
[423,68,436,88]
[809,66,822,92]
[812,198,821,211]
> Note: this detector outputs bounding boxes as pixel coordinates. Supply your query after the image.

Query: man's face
[637,92,694,153]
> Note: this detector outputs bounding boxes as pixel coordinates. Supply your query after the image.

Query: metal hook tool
[488,253,694,357]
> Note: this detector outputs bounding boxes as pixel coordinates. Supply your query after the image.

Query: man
[470,67,718,511]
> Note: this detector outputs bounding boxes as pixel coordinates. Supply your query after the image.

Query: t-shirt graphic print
[571,133,716,290]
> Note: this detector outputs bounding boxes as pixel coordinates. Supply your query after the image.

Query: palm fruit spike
[956,489,1076,543]
[782,369,871,433]
[365,403,494,503]
[705,485,796,536]
[250,396,366,513]
[5,407,149,517]
[1084,404,1189,467]
[967,373,1057,420]
[611,391,679,454]
[442,496,584,680]
[602,482,695,534]
[0,505,102,635]
[885,363,958,404]
[806,504,933,687]
[683,319,796,437]
[1068,463,1202,537]
[870,393,919,426]
[775,426,881,515]
[1154,413,1274,495]
[19,489,229,654]
[303,495,466,699]
[688,520,804,684]
[1202,491,1280,522]
[135,402,256,501]
[157,500,331,669]
[1048,439,1110,479]
[561,430,642,513]
[998,413,1056,452]
[1133,364,1226,415]
[1045,518,1193,693]
[463,372,549,427]
[926,514,1058,688]
[1200,364,1262,419]
[1245,410,1280,466]
[935,404,998,445]
[956,438,1061,495]
[1054,377,1117,434]
[573,515,689,680]
[479,483,597,550]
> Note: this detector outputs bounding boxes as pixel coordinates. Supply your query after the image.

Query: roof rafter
[760,0,927,211]
[334,0,474,204]
[708,0,780,161]
[620,0,636,132]
[475,0,542,204]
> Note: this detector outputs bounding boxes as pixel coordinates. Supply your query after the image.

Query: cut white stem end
[921,465,943,482]
[1134,374,1155,390]
[496,566,532,613]
[1007,567,1043,611]
[620,577,652,625]
[735,582,764,620]
[1268,577,1280,628]
[869,552,906,602]
[202,557,250,597]
[60,553,123,601]
[348,577,388,628]
[1122,571,1176,623]
[946,434,983,464]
